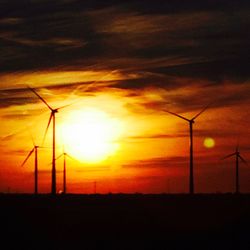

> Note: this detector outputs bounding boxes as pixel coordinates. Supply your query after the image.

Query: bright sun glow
[59,109,123,163]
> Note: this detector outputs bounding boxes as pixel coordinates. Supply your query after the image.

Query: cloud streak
[1,0,249,112]
[1,0,249,78]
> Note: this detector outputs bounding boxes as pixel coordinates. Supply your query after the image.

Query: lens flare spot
[203,137,215,148]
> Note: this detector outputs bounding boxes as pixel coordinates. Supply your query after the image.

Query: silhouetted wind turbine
[222,146,247,194]
[56,150,76,194]
[94,181,97,194]
[21,144,40,194]
[163,105,210,194]
[28,86,72,195]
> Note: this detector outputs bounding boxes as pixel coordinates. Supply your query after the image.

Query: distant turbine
[28,86,71,195]
[163,105,210,194]
[21,144,40,194]
[222,146,247,194]
[94,181,97,194]
[56,150,76,194]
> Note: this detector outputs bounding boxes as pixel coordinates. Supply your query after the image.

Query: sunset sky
[1,0,250,194]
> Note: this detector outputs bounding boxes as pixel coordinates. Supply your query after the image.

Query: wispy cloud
[1,0,249,79]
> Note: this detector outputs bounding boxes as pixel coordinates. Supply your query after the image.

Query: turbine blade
[66,153,78,162]
[221,153,236,160]
[192,104,210,120]
[25,125,35,146]
[56,101,78,111]
[56,154,63,161]
[21,148,34,167]
[42,113,53,145]
[28,86,53,111]
[163,110,190,122]
[236,143,239,153]
[239,155,247,165]
[30,134,35,147]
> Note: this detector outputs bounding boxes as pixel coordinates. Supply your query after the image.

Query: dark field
[1,194,250,250]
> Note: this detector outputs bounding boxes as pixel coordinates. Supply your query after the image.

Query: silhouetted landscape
[1,193,250,249]
[1,1,250,249]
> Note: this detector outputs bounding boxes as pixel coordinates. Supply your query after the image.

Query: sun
[59,108,123,163]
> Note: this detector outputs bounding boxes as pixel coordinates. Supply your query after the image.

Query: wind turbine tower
[222,146,247,194]
[164,105,210,194]
[21,145,40,194]
[56,150,76,194]
[28,87,70,195]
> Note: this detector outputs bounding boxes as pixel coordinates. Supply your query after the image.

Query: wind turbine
[163,105,210,194]
[21,144,40,194]
[222,146,247,194]
[28,86,71,195]
[56,149,76,194]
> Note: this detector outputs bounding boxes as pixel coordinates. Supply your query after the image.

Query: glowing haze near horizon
[0,0,250,194]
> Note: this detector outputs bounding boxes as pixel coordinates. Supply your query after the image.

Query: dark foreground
[1,193,250,250]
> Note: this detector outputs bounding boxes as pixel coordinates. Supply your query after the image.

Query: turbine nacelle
[52,109,58,114]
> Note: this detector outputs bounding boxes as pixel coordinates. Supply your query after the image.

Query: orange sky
[1,0,250,194]
[0,70,250,194]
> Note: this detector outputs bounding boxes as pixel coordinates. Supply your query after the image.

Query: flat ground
[1,193,250,250]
